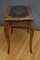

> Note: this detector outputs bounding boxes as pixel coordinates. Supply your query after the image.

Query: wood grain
[0,27,40,60]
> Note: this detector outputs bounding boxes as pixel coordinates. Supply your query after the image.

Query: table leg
[27,27,29,33]
[29,24,34,54]
[4,26,10,54]
[11,26,13,34]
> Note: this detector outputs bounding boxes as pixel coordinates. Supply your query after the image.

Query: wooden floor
[0,27,40,60]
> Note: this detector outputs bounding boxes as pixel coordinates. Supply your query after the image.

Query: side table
[3,5,34,54]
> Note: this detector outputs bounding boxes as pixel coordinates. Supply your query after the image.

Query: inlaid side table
[3,5,34,54]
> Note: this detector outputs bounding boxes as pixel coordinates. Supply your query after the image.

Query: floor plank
[0,27,40,60]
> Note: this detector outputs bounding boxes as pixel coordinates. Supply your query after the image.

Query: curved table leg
[11,26,13,34]
[4,26,10,54]
[27,27,29,33]
[29,24,34,54]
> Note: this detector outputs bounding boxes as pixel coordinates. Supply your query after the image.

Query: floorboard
[0,27,40,60]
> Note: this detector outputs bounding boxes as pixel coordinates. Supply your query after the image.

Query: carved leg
[11,26,13,34]
[4,26,10,54]
[29,24,34,54]
[27,27,29,33]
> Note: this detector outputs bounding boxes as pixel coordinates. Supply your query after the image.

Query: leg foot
[4,26,10,54]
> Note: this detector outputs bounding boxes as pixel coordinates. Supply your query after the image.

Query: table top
[3,5,33,21]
